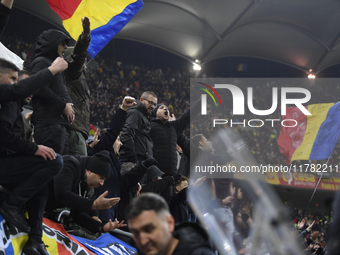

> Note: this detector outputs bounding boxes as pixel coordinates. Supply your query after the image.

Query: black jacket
[118,165,175,223]
[0,69,54,156]
[149,100,200,175]
[65,33,91,138]
[170,188,190,223]
[119,102,153,162]
[172,222,215,255]
[50,155,103,233]
[29,29,72,127]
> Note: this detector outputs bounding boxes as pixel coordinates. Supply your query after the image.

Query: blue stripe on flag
[88,0,144,58]
[310,102,340,160]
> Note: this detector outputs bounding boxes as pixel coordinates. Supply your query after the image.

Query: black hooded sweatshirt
[29,29,72,127]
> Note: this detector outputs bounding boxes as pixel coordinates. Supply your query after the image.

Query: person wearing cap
[29,28,74,155]
[64,16,91,156]
[46,150,125,235]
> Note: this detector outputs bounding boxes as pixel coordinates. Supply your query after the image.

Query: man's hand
[92,191,120,210]
[92,216,102,223]
[229,182,236,197]
[169,113,176,121]
[298,218,306,230]
[121,96,136,111]
[237,188,242,200]
[63,103,75,122]
[222,196,234,205]
[81,16,91,37]
[193,176,206,188]
[1,0,14,9]
[48,57,68,75]
[307,220,315,232]
[103,218,127,232]
[35,145,57,161]
[89,131,99,148]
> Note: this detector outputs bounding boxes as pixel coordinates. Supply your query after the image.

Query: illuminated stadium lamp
[308,69,315,79]
[193,63,201,71]
[193,59,201,71]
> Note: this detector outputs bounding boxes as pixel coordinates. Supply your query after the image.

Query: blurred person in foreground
[127,193,215,255]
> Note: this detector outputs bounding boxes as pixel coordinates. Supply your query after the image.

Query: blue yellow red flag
[46,0,144,58]
[278,102,340,164]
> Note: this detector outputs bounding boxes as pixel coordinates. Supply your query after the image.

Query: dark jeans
[0,154,63,237]
[34,124,69,155]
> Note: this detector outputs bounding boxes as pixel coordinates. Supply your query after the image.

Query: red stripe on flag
[46,0,82,20]
[277,106,308,164]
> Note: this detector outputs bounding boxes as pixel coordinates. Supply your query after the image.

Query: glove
[173,174,182,182]
[142,157,158,168]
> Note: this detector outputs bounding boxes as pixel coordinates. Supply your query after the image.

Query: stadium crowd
[0,3,337,255]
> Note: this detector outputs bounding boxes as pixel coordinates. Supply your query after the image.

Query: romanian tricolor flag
[46,0,144,58]
[278,102,340,164]
[0,216,91,254]
[236,63,248,71]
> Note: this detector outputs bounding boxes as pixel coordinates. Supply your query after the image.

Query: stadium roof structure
[14,0,340,74]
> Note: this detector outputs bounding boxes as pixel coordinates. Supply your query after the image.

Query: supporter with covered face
[29,29,74,155]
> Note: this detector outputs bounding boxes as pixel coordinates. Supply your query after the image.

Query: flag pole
[304,157,331,214]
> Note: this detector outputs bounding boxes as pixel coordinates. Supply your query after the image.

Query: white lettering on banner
[213,119,297,128]
[201,85,312,116]
[84,242,135,255]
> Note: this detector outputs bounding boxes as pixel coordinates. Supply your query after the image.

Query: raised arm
[0,57,68,103]
[65,17,91,78]
[88,96,136,155]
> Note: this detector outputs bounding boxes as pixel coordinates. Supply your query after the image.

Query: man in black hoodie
[127,193,215,255]
[29,29,75,155]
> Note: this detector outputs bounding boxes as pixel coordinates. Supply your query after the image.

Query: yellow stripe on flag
[291,103,334,162]
[42,226,60,255]
[12,235,28,255]
[63,0,138,40]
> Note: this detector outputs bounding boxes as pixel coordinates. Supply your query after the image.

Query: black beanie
[147,165,164,182]
[86,151,111,178]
